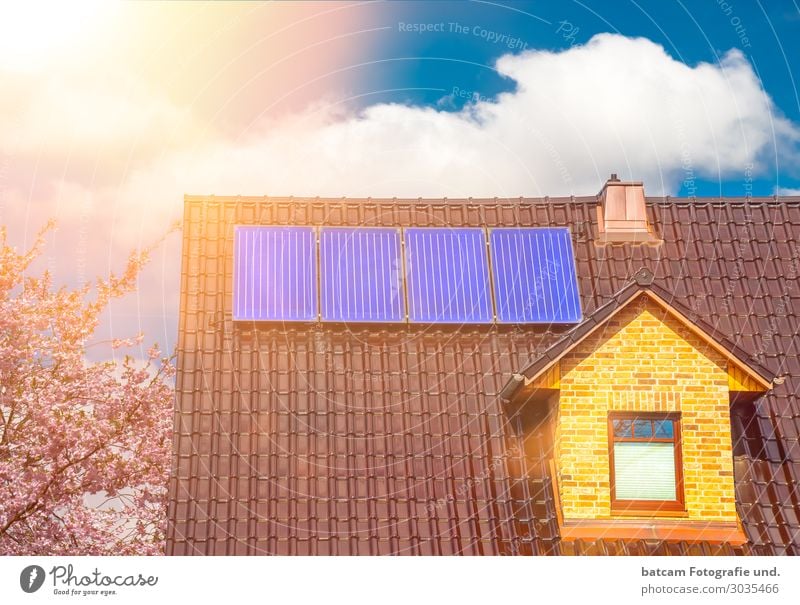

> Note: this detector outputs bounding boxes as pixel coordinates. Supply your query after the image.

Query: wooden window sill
[558,518,747,545]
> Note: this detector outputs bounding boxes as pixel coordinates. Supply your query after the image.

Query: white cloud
[777,188,800,196]
[107,33,799,216]
[1,72,195,165]
[7,32,799,352]
[8,33,800,253]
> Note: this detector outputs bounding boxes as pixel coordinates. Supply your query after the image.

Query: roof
[500,268,775,401]
[167,193,800,555]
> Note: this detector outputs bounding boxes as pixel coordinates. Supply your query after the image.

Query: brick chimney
[597,174,659,244]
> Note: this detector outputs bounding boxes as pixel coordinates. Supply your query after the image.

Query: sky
[2,0,799,357]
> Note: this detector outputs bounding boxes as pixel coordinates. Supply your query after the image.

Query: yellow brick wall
[554,296,738,522]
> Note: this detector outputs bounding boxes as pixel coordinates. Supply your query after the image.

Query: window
[608,412,684,514]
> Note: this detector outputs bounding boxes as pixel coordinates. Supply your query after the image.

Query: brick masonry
[555,297,738,522]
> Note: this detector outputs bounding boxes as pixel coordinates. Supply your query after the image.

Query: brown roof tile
[167,195,800,555]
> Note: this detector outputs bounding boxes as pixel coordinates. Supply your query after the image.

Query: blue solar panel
[489,228,582,323]
[404,228,492,323]
[233,226,317,321]
[320,228,404,322]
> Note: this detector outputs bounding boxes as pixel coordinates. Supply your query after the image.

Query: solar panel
[233,226,317,321]
[489,227,582,323]
[320,228,404,322]
[404,228,492,323]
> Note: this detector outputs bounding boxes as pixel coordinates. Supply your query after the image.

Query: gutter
[499,373,525,402]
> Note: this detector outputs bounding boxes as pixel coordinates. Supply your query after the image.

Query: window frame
[608,411,685,515]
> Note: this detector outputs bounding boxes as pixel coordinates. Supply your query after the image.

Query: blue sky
[356,0,800,196]
[3,0,799,357]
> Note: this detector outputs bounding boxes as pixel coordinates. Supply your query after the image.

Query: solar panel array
[233,225,582,324]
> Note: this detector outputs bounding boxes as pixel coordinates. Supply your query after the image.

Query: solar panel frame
[404,227,493,324]
[232,225,318,322]
[489,227,582,324]
[320,227,405,323]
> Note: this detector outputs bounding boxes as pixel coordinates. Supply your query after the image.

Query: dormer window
[609,412,684,515]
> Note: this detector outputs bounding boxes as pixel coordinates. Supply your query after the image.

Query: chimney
[597,174,659,244]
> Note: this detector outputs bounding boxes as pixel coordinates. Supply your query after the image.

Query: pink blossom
[0,223,174,555]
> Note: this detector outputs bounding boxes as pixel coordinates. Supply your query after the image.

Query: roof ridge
[182,194,600,204]
[183,194,800,206]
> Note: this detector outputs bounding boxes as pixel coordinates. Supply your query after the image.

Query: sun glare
[0,1,111,71]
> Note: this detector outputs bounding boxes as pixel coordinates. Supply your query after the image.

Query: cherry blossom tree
[0,223,175,555]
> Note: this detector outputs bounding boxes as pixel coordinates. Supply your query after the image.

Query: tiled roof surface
[167,195,800,555]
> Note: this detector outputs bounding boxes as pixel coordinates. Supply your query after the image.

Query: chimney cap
[597,177,661,245]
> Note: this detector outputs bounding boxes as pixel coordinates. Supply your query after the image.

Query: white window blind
[614,441,676,500]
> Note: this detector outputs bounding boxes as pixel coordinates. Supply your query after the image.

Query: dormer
[501,271,773,544]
